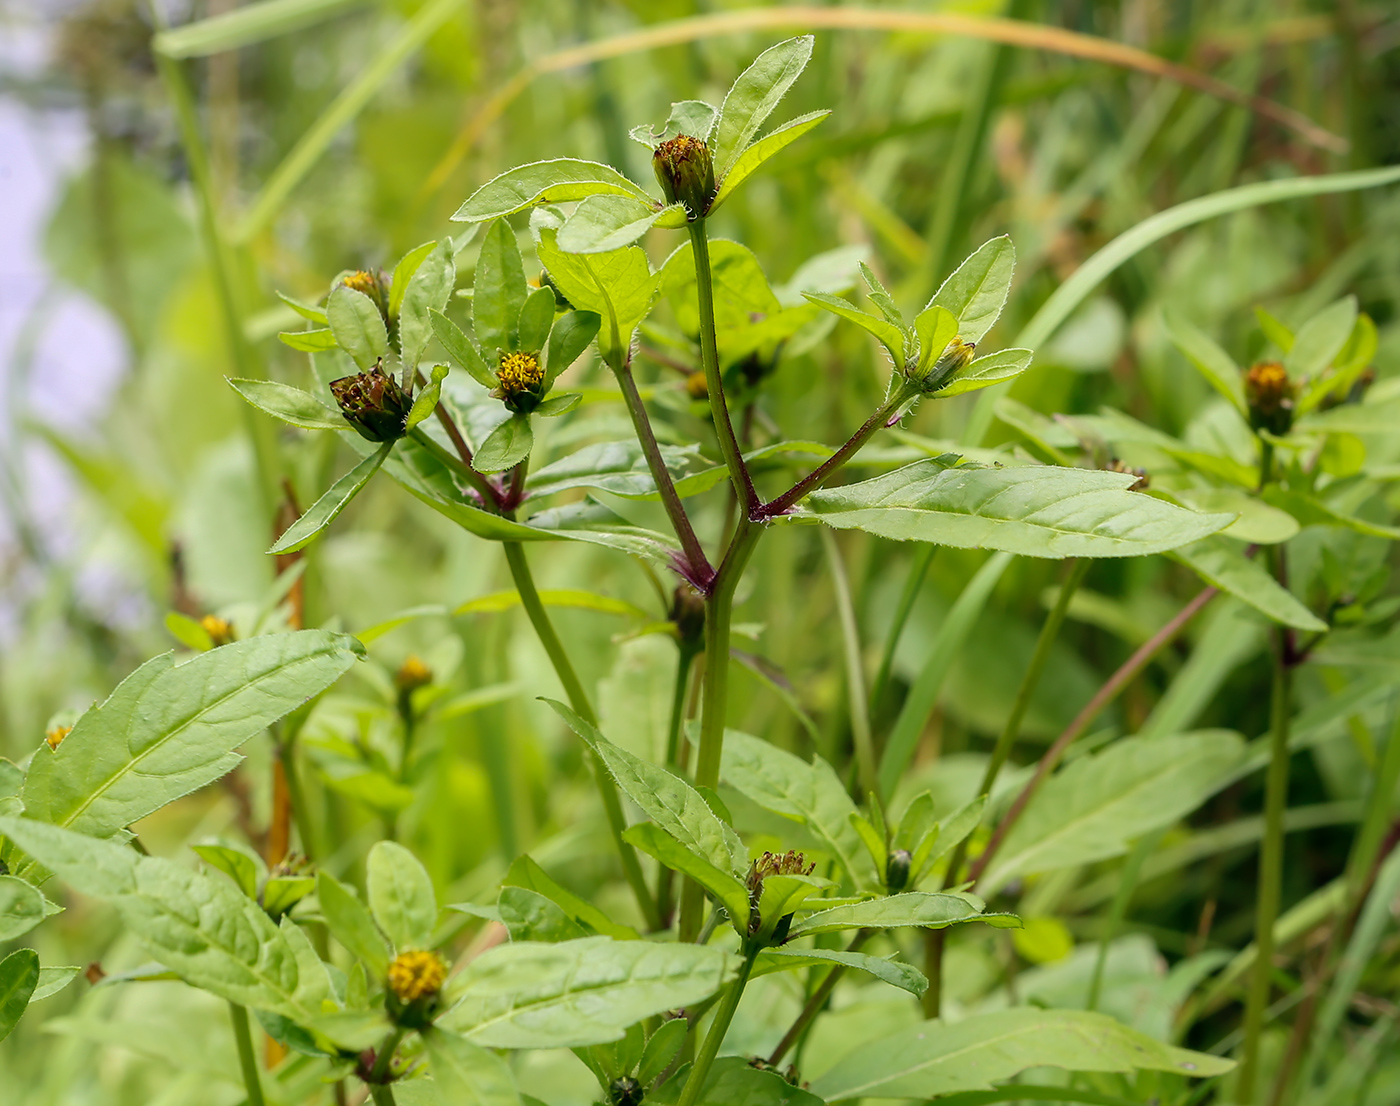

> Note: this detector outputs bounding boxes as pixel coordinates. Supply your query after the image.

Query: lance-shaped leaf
[0,876,48,941]
[527,441,706,501]
[430,309,497,389]
[558,195,683,254]
[317,870,392,975]
[497,887,588,943]
[437,936,735,1048]
[1296,394,1400,435]
[1286,296,1357,381]
[1163,307,1247,417]
[388,240,438,317]
[270,442,394,553]
[936,347,1034,398]
[652,1057,825,1106]
[928,235,1016,343]
[326,284,388,370]
[804,291,906,367]
[1298,311,1376,415]
[399,239,455,369]
[0,948,39,1043]
[534,393,579,418]
[913,304,958,378]
[1262,486,1400,540]
[753,946,927,997]
[278,291,328,324]
[499,855,636,941]
[516,286,555,354]
[453,159,654,222]
[278,328,339,353]
[367,841,437,952]
[22,631,362,840]
[720,729,874,887]
[474,412,533,474]
[979,730,1246,895]
[474,219,528,355]
[426,1028,523,1106]
[810,1007,1232,1101]
[712,36,814,179]
[711,110,830,211]
[789,891,1016,938]
[404,364,450,432]
[630,100,718,147]
[229,378,345,430]
[543,310,600,387]
[547,701,744,873]
[624,823,751,926]
[806,459,1234,558]
[1170,535,1327,631]
[0,817,311,1019]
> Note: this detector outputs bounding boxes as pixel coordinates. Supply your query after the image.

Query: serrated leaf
[1163,308,1247,416]
[623,823,750,925]
[269,443,394,553]
[399,240,455,369]
[711,36,814,179]
[453,160,654,222]
[474,412,533,474]
[515,286,555,354]
[0,875,46,941]
[1262,485,1400,540]
[192,843,262,899]
[810,1008,1232,1100]
[543,310,600,387]
[630,100,718,148]
[936,347,1033,398]
[22,632,362,840]
[913,304,958,377]
[426,1028,523,1106]
[367,841,437,952]
[754,946,927,996]
[229,378,345,430]
[405,363,450,432]
[326,284,388,370]
[711,110,829,211]
[927,235,1016,343]
[437,936,735,1048]
[430,309,497,389]
[388,240,438,317]
[497,887,588,943]
[277,327,339,353]
[499,855,637,941]
[527,441,706,501]
[0,948,39,1043]
[534,219,658,363]
[474,220,528,355]
[719,730,874,888]
[317,870,392,976]
[803,291,906,366]
[1170,535,1326,631]
[807,460,1234,558]
[789,891,1014,937]
[557,195,679,254]
[979,731,1246,895]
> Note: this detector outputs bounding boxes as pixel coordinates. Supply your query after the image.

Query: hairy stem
[229,1002,267,1106]
[769,929,871,1066]
[762,395,900,517]
[502,541,659,929]
[687,220,758,516]
[676,945,759,1106]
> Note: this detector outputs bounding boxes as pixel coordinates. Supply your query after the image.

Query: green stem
[1240,603,1293,1103]
[1087,826,1165,1012]
[768,929,871,1066]
[676,945,759,1106]
[761,395,900,517]
[410,425,498,506]
[366,1025,405,1105]
[658,644,698,925]
[281,733,318,862]
[869,544,936,722]
[821,529,877,798]
[687,219,758,516]
[228,1002,266,1106]
[502,541,659,930]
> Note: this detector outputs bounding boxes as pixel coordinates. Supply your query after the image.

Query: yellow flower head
[387,949,446,1004]
[45,725,72,751]
[922,336,977,391]
[1244,360,1296,434]
[396,655,432,692]
[201,615,234,647]
[341,270,380,298]
[497,351,544,395]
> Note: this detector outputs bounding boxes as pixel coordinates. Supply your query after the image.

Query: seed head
[330,362,412,442]
[920,336,977,392]
[201,614,234,646]
[387,949,446,1004]
[652,135,715,220]
[395,655,432,692]
[746,850,815,897]
[1244,360,1296,435]
[45,725,72,751]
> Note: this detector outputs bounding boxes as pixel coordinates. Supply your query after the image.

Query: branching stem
[762,394,902,517]
[769,929,872,1066]
[675,945,759,1106]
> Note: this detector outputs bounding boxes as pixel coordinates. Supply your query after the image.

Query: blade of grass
[153,0,371,58]
[821,529,876,798]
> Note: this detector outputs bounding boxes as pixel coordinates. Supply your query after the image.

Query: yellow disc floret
[341,269,379,298]
[45,725,72,751]
[395,655,432,692]
[201,615,234,646]
[497,351,544,395]
[387,949,446,1004]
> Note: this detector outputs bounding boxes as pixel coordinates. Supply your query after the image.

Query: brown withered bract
[330,362,412,442]
[652,134,716,220]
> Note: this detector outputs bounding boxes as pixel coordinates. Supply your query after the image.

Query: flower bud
[745,849,816,936]
[919,336,976,392]
[1244,360,1296,435]
[684,371,708,400]
[669,585,706,649]
[395,655,432,693]
[885,848,912,893]
[494,350,547,413]
[386,949,446,1027]
[1107,459,1150,491]
[608,1077,644,1106]
[652,135,715,221]
[201,614,234,647]
[331,362,412,442]
[45,725,72,751]
[342,268,391,325]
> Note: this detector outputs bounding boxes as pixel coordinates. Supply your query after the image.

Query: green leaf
[1286,296,1357,381]
[913,304,958,378]
[425,1028,523,1106]
[453,160,654,222]
[277,327,339,353]
[547,701,743,874]
[474,413,533,474]
[497,886,588,942]
[499,855,637,941]
[936,347,1033,398]
[810,1008,1232,1101]
[0,948,39,1044]
[1172,487,1299,544]
[389,240,438,318]
[527,441,706,501]
[269,442,393,554]
[1262,486,1400,540]
[710,110,830,211]
[515,286,556,354]
[928,235,1016,343]
[979,731,1246,895]
[31,966,80,1002]
[0,817,313,1018]
[711,36,814,179]
[326,284,388,370]
[22,631,362,840]
[399,240,455,369]
[1170,535,1327,631]
[1296,395,1400,435]
[473,220,528,355]
[317,870,392,976]
[367,841,437,952]
[557,195,680,254]
[430,308,497,389]
[192,843,263,899]
[1162,308,1246,417]
[0,875,46,941]
[454,589,647,620]
[651,1057,825,1106]
[229,378,345,430]
[629,100,718,147]
[803,291,906,367]
[808,460,1233,558]
[153,0,369,58]
[1255,304,1294,352]
[438,936,735,1048]
[1298,312,1377,415]
[623,822,750,925]
[719,729,875,888]
[262,876,314,918]
[278,291,328,324]
[405,364,450,432]
[543,310,600,387]
[534,218,658,363]
[754,946,927,996]
[533,393,580,418]
[789,891,1014,937]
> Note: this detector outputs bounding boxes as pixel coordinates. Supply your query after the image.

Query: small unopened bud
[609,1077,644,1106]
[746,850,816,935]
[1244,360,1296,436]
[685,371,708,399]
[494,350,546,413]
[1107,459,1150,491]
[395,655,432,692]
[920,336,976,392]
[885,848,912,893]
[652,135,715,221]
[331,362,412,442]
[669,585,706,648]
[201,614,235,646]
[387,949,446,1005]
[342,268,391,324]
[45,725,72,751]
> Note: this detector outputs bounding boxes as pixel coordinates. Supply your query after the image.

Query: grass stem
[229,1002,267,1106]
